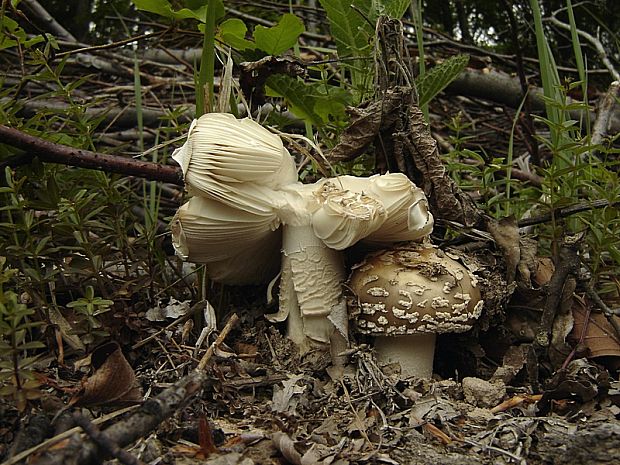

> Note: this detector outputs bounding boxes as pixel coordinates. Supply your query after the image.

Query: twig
[592,81,620,148]
[55,32,168,58]
[0,405,138,465]
[460,437,526,464]
[131,300,206,350]
[0,125,183,185]
[490,394,543,413]
[29,314,239,465]
[518,199,620,228]
[197,313,239,370]
[21,0,76,42]
[585,285,620,341]
[72,413,143,465]
[547,15,620,81]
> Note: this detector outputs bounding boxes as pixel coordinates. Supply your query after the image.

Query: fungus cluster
[170,114,434,362]
[170,113,483,377]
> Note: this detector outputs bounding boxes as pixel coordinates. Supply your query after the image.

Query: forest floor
[1,294,619,465]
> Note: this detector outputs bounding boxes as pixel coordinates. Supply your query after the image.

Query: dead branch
[518,199,620,228]
[536,234,583,348]
[547,15,620,82]
[0,125,183,185]
[592,81,620,147]
[21,0,76,42]
[447,68,620,133]
[71,414,142,465]
[405,104,486,229]
[4,98,187,129]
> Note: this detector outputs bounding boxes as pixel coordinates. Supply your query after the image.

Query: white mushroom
[171,195,281,284]
[348,242,484,378]
[169,113,436,369]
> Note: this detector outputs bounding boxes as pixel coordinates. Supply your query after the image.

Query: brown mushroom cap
[348,243,484,335]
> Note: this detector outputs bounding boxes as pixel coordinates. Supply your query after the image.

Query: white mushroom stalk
[170,113,435,368]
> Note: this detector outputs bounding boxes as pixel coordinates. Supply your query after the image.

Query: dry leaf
[271,375,306,414]
[69,341,142,407]
[572,299,620,358]
[145,298,190,321]
[272,432,302,465]
[486,216,520,283]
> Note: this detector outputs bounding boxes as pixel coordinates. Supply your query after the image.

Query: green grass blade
[506,91,528,215]
[197,0,217,116]
[529,0,564,148]
[566,0,590,135]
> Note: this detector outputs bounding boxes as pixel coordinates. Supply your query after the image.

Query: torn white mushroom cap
[309,174,434,249]
[311,179,387,250]
[171,195,281,284]
[172,113,298,199]
[365,173,434,244]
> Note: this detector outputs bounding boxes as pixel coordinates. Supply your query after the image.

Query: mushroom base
[373,333,436,379]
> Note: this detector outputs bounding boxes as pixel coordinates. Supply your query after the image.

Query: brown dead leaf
[486,216,520,283]
[272,432,302,465]
[234,342,258,360]
[533,257,555,287]
[271,375,305,414]
[239,56,305,105]
[572,298,620,358]
[327,94,401,163]
[199,416,219,457]
[69,341,142,407]
[538,358,611,415]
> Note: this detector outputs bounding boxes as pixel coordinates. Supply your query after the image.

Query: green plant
[66,285,114,345]
[524,1,620,292]
[410,0,427,118]
[0,257,44,412]
[443,113,539,220]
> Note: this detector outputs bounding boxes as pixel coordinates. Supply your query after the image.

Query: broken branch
[0,125,183,184]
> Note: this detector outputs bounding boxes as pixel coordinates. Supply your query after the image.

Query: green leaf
[254,14,305,56]
[318,0,373,58]
[266,75,349,128]
[318,0,407,56]
[16,341,45,351]
[132,0,224,23]
[381,0,410,19]
[267,75,323,126]
[218,19,254,51]
[417,54,469,107]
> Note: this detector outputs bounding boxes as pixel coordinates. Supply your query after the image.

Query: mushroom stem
[373,333,436,379]
[281,224,348,361]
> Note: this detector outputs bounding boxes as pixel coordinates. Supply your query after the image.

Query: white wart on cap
[348,243,484,378]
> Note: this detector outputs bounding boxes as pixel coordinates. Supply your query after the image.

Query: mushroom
[169,113,435,369]
[171,113,297,285]
[348,243,484,378]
